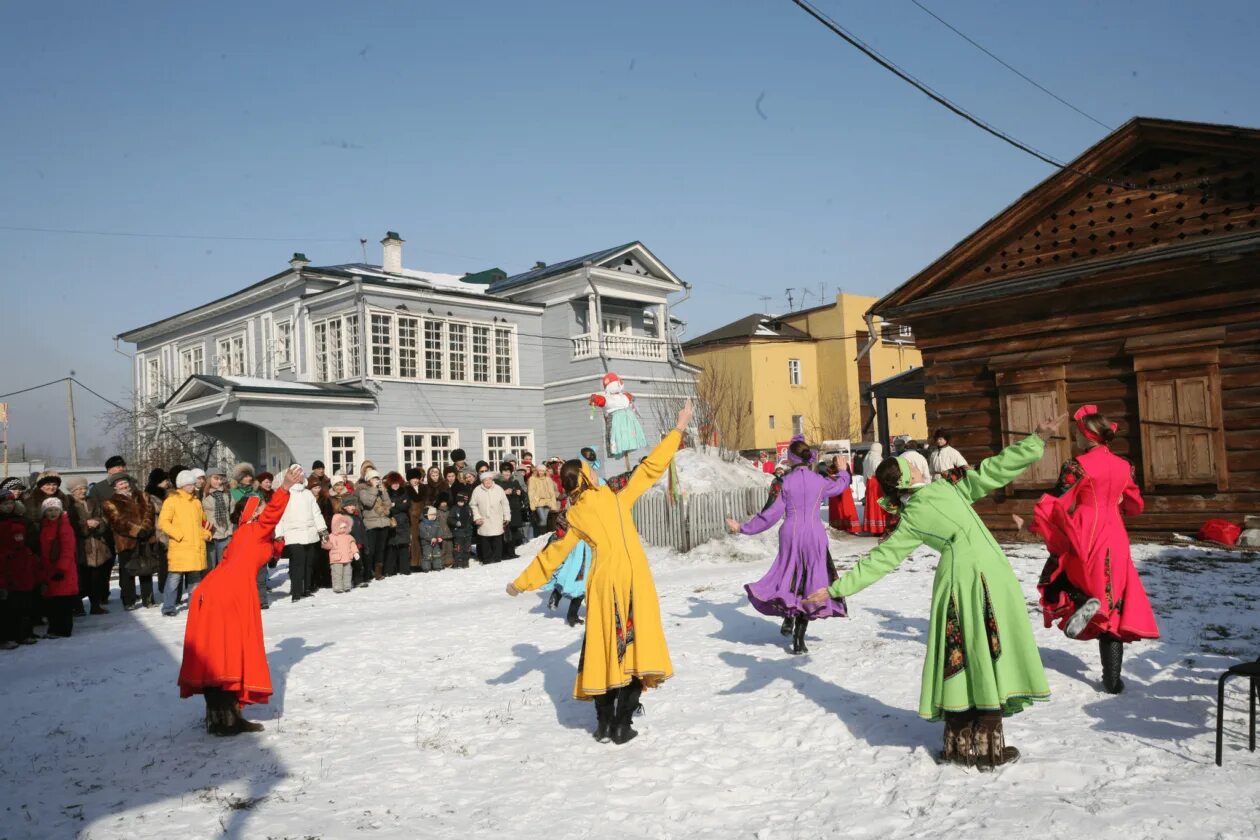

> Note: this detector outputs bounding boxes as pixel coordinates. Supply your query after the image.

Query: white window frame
[179,345,204,381]
[365,307,516,387]
[792,414,805,436]
[483,430,535,470]
[397,428,460,473]
[601,314,631,336]
[312,313,360,382]
[274,319,294,370]
[324,427,364,479]
[215,332,247,376]
[144,356,161,403]
[768,414,776,430]
[788,358,802,387]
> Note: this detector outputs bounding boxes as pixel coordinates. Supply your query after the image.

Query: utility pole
[66,375,79,468]
[785,288,795,311]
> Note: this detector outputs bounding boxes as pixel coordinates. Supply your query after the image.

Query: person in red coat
[178,465,303,735]
[1,479,41,647]
[38,498,79,638]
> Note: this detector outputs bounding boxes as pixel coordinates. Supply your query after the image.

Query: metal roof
[487,242,641,293]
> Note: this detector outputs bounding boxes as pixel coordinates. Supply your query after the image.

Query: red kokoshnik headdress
[1074,404,1116,444]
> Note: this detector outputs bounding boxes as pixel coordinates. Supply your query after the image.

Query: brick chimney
[381,231,404,274]
[289,252,310,271]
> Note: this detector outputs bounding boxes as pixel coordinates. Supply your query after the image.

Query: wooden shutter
[1143,380,1182,482]
[1002,388,1064,486]
[1175,376,1217,481]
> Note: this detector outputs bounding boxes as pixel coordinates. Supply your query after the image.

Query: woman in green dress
[805,415,1066,768]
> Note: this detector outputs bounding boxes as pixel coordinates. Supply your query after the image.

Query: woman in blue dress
[544,447,603,626]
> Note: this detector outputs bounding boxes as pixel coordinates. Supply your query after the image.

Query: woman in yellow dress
[507,401,693,745]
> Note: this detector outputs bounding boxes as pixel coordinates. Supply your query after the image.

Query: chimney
[533,261,546,270]
[381,231,404,274]
[289,252,310,271]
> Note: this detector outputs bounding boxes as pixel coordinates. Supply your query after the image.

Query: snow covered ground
[2,534,1258,839]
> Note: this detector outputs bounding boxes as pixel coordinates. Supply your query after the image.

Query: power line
[908,0,1112,131]
[785,0,1209,194]
[0,376,129,412]
[0,224,352,244]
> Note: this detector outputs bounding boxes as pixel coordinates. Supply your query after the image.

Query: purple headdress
[784,434,815,466]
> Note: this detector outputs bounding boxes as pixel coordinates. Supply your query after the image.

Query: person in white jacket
[275,477,327,601]
[469,472,511,564]
[927,428,969,481]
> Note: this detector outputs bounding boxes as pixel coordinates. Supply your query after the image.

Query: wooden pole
[66,378,79,469]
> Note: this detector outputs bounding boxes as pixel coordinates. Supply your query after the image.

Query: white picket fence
[632,486,769,552]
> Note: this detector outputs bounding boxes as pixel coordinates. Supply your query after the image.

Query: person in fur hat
[230,463,258,503]
[66,476,110,616]
[39,497,79,638]
[0,478,40,647]
[101,473,158,609]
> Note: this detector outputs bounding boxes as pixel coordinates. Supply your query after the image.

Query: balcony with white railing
[572,332,669,362]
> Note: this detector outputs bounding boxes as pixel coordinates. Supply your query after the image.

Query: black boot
[566,596,584,627]
[593,694,615,743]
[1099,636,1125,694]
[780,617,794,637]
[548,589,562,611]
[792,616,810,655]
[610,678,643,745]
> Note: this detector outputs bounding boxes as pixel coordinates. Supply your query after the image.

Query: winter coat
[101,491,156,553]
[418,516,448,564]
[0,509,41,592]
[229,484,259,504]
[513,431,683,699]
[70,495,111,568]
[203,488,234,541]
[178,489,289,706]
[327,515,358,565]
[527,474,560,512]
[447,504,474,538]
[928,445,969,480]
[22,487,81,533]
[357,484,392,530]
[387,487,411,547]
[470,483,511,537]
[39,512,79,597]
[274,484,326,546]
[158,489,211,573]
[496,477,526,525]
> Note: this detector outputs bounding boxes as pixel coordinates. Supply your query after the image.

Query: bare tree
[654,359,752,458]
[807,389,855,442]
[104,378,226,479]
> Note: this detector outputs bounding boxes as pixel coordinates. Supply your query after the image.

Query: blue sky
[4,0,1258,457]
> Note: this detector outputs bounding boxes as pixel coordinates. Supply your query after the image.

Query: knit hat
[451,448,466,462]
[331,512,352,532]
[105,455,127,470]
[191,468,206,480]
[475,460,490,473]
[35,470,61,489]
[363,468,380,481]
[256,471,274,485]
[174,470,197,490]
[209,465,228,478]
[454,491,469,503]
[110,473,133,487]
[312,460,326,470]
[458,469,476,482]
[41,497,63,512]
[426,506,437,517]
[66,476,88,492]
[1,476,25,498]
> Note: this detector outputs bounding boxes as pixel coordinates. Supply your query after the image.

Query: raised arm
[622,430,682,505]
[956,434,1047,503]
[739,490,786,536]
[827,523,925,599]
[258,487,291,532]
[821,471,852,499]
[509,527,581,593]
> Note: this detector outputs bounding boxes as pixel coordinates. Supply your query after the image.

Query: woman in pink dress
[1032,406,1159,694]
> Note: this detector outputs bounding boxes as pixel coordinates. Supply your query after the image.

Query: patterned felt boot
[1099,636,1125,694]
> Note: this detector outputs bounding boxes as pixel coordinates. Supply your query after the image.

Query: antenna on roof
[359,238,368,263]
[758,295,772,312]
[784,288,795,311]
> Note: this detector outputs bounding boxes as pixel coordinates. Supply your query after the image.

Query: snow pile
[639,446,772,495]
[2,537,1258,838]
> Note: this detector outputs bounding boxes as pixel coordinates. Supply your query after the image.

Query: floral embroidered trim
[944,594,966,680]
[981,575,1002,660]
[614,594,636,663]
[1052,458,1086,498]
[1104,550,1115,610]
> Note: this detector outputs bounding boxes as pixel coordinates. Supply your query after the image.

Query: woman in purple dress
[726,437,850,654]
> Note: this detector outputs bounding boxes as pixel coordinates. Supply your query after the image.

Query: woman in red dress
[825,457,862,534]
[860,443,889,536]
[178,465,303,734]
[1032,406,1159,694]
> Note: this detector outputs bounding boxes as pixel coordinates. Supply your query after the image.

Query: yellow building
[683,293,927,453]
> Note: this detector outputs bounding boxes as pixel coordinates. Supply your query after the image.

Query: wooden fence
[632,486,769,552]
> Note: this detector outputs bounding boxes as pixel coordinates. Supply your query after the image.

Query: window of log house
[990,353,1070,488]
[1126,328,1228,491]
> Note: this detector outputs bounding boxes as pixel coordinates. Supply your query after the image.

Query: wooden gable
[874,118,1260,313]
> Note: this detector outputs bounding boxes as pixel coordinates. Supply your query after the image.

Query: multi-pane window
[274,320,293,368]
[312,314,359,382]
[792,415,805,435]
[371,313,393,377]
[215,334,246,376]
[397,316,419,379]
[449,323,467,382]
[494,328,513,384]
[788,358,801,386]
[471,326,491,383]
[179,346,204,380]
[602,315,630,335]
[485,431,534,470]
[327,430,361,478]
[399,430,458,472]
[145,357,161,402]
[425,320,444,380]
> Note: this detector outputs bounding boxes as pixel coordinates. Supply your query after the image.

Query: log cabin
[868,117,1260,535]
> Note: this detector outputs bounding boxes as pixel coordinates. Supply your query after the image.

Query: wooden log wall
[908,256,1260,535]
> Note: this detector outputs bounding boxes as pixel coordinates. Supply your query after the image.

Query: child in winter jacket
[326,513,359,593]
[418,507,451,572]
[38,497,79,638]
[338,501,369,588]
[0,483,40,648]
[447,493,474,569]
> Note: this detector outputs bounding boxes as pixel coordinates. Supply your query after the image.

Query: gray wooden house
[118,233,697,475]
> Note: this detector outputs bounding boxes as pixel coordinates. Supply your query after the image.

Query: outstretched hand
[281,465,305,489]
[802,587,832,607]
[674,399,695,433]
[505,582,521,597]
[1035,413,1069,441]
[725,517,742,535]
